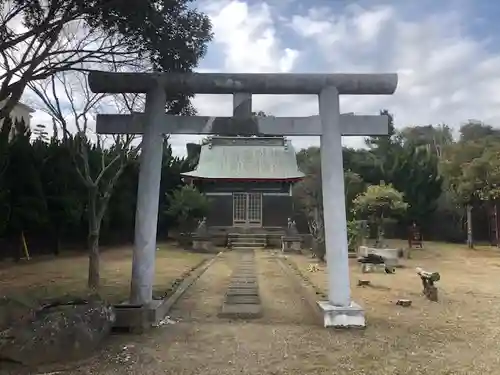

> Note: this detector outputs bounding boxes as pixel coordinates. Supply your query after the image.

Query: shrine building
[181,136,304,235]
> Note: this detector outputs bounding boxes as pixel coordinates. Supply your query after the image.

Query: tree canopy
[0,0,213,119]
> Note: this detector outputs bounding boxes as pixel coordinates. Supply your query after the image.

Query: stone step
[231,282,257,286]
[230,242,265,245]
[230,282,257,287]
[230,244,264,248]
[231,246,265,250]
[218,303,263,319]
[229,239,266,242]
[229,241,267,244]
[230,279,257,284]
[226,289,259,296]
[230,277,257,281]
[231,275,256,280]
[225,295,261,304]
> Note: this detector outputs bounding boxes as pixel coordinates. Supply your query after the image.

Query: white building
[0,100,35,140]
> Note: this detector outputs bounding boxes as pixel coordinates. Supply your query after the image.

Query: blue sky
[28,0,500,155]
[166,0,500,155]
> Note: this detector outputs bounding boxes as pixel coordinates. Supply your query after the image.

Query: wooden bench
[416,267,440,301]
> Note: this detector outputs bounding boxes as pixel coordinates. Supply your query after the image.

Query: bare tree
[0,0,145,120]
[0,0,213,120]
[29,69,142,289]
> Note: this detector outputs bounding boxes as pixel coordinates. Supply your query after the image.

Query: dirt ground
[0,243,209,303]
[3,243,500,374]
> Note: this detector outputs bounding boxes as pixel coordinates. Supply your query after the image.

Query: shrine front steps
[218,250,263,319]
[228,233,267,249]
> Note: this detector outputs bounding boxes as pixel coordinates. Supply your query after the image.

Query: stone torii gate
[88,72,398,328]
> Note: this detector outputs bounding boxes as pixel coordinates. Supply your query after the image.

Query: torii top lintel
[87,72,398,95]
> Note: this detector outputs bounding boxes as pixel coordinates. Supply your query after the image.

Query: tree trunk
[12,231,21,262]
[88,227,100,290]
[466,204,474,249]
[493,202,499,248]
[52,226,61,256]
[376,215,385,248]
[87,189,100,290]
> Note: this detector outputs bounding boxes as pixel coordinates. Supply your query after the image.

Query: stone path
[218,249,262,319]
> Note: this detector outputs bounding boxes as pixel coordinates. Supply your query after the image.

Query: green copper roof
[182,136,304,180]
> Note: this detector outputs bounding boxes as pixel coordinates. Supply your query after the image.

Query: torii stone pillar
[88,72,398,327]
[130,85,166,305]
[317,86,357,324]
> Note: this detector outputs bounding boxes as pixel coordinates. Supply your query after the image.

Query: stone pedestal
[281,236,302,253]
[192,235,214,253]
[317,300,365,328]
[177,233,193,249]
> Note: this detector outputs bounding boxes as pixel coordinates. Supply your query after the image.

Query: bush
[165,185,211,233]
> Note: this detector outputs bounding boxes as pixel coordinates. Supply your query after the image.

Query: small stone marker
[396,299,412,307]
[357,280,371,287]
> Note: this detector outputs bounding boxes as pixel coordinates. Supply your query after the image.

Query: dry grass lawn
[288,240,500,374]
[0,242,210,304]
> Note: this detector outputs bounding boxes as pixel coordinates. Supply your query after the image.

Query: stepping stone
[230,285,257,290]
[230,280,255,284]
[218,303,262,319]
[232,274,255,277]
[231,282,257,286]
[220,305,261,318]
[231,278,257,283]
[227,286,258,292]
[227,284,258,290]
[226,289,259,297]
[225,295,261,305]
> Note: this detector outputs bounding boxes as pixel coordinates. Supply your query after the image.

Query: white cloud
[171,0,304,155]
[201,0,299,73]
[288,3,500,130]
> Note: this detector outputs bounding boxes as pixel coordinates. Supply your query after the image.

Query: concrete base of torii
[317,301,365,328]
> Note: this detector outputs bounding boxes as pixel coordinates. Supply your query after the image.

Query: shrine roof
[181,136,305,180]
